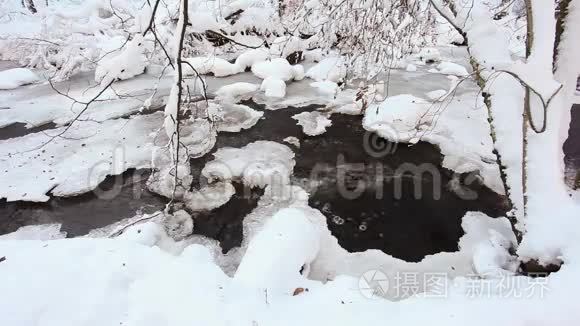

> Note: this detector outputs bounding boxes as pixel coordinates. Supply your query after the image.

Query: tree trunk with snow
[22,0,37,14]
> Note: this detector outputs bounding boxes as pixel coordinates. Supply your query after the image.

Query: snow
[201,140,295,188]
[363,88,503,195]
[283,136,300,148]
[310,80,339,98]
[2,1,580,324]
[0,72,168,129]
[0,224,66,240]
[184,181,236,211]
[94,34,148,85]
[0,112,163,202]
[363,94,431,143]
[3,206,580,326]
[234,48,270,70]
[292,111,332,136]
[0,68,40,89]
[183,57,243,77]
[208,102,263,132]
[234,207,323,294]
[425,89,448,101]
[435,61,469,77]
[417,47,441,63]
[251,58,302,81]
[215,82,259,101]
[306,57,347,82]
[260,77,286,98]
[406,63,418,72]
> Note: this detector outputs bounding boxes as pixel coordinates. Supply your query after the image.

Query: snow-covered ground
[2,46,577,324]
[1,0,580,324]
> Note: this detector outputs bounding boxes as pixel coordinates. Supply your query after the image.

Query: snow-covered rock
[95,34,148,85]
[283,136,300,148]
[292,111,332,136]
[306,56,347,82]
[215,82,259,102]
[183,181,236,211]
[436,61,469,77]
[251,58,299,81]
[180,118,218,158]
[163,210,194,241]
[208,102,263,132]
[363,94,431,143]
[234,207,325,293]
[310,80,339,98]
[417,47,441,62]
[0,68,40,89]
[260,77,286,98]
[183,57,243,77]
[234,48,270,69]
[201,141,295,188]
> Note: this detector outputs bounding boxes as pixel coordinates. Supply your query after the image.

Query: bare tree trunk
[553,0,572,69]
[521,0,533,220]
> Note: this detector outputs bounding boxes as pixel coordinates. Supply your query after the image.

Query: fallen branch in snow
[108,212,163,238]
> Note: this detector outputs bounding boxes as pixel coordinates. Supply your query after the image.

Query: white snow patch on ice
[292,111,332,136]
[0,224,66,240]
[283,136,300,148]
[0,113,163,202]
[0,68,40,89]
[202,141,295,188]
[435,61,469,77]
[208,102,263,132]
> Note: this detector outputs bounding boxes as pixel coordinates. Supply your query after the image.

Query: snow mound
[184,181,236,211]
[363,94,431,143]
[306,56,347,82]
[215,82,259,101]
[251,58,302,81]
[180,118,217,158]
[269,35,307,58]
[208,102,263,132]
[183,57,242,77]
[417,47,441,62]
[201,141,295,188]
[234,48,270,69]
[0,68,40,90]
[283,136,300,148]
[0,224,66,240]
[95,35,148,85]
[310,81,339,97]
[406,63,418,72]
[234,207,325,293]
[260,77,286,98]
[292,111,332,136]
[435,61,469,77]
